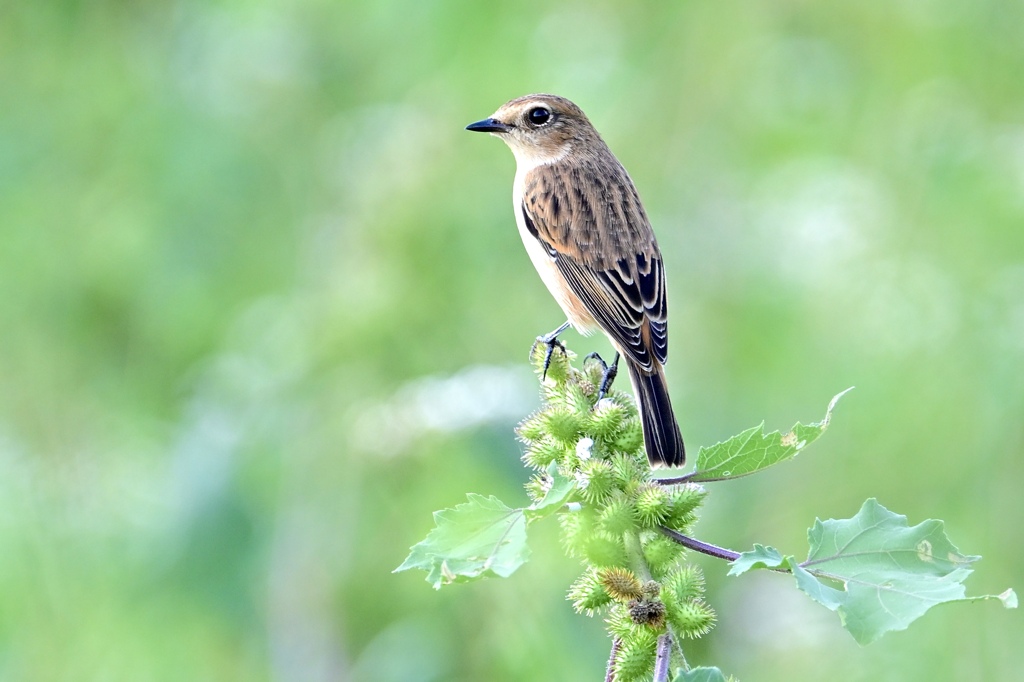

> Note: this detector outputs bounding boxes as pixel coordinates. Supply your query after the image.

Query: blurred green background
[1,0,1021,679]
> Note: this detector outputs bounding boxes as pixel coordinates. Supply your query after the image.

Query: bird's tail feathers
[626,361,685,468]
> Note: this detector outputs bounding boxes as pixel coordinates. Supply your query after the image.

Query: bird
[466,94,685,467]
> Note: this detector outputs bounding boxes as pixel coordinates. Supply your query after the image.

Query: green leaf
[687,388,851,482]
[395,494,530,589]
[524,461,576,521]
[672,666,729,682]
[727,544,789,576]
[790,560,846,611]
[793,499,1016,644]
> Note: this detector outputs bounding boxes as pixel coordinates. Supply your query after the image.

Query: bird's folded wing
[520,201,668,371]
[555,253,668,372]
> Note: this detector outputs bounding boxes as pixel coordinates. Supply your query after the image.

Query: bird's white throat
[504,139,572,174]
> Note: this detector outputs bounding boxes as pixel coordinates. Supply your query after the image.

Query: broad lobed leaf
[791,499,1014,644]
[688,389,851,482]
[804,497,977,578]
[396,466,576,589]
[395,494,531,589]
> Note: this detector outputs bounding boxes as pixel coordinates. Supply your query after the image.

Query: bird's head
[466,94,598,167]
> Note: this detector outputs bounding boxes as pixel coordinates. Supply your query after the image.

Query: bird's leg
[583,351,620,402]
[531,320,571,380]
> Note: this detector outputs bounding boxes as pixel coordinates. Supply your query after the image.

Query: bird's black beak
[466,118,511,133]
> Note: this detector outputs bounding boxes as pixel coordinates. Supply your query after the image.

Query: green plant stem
[671,632,689,671]
[623,529,688,678]
[623,530,653,582]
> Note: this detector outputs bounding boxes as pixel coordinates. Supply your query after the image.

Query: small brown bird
[467,94,685,467]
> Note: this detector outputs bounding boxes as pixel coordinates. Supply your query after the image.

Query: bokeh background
[2,0,1021,680]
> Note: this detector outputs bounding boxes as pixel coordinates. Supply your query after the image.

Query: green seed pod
[666,510,698,536]
[666,483,707,521]
[642,535,684,576]
[666,598,716,639]
[578,458,615,502]
[606,387,638,415]
[664,564,706,603]
[543,408,582,445]
[516,411,548,444]
[521,435,565,470]
[606,607,639,640]
[583,532,628,567]
[610,453,646,488]
[612,416,644,455]
[563,383,594,414]
[524,473,550,503]
[583,359,606,388]
[612,628,658,682]
[598,496,638,535]
[559,507,597,558]
[634,483,671,527]
[568,567,612,615]
[532,343,573,385]
[587,398,627,441]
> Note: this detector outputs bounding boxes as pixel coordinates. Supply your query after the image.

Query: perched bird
[466,94,685,467]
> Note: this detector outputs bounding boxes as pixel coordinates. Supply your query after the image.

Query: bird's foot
[531,321,571,381]
[583,351,620,402]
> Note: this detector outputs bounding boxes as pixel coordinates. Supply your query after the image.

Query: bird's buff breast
[512,167,599,335]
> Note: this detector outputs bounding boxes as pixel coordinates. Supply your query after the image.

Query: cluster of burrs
[517,344,716,680]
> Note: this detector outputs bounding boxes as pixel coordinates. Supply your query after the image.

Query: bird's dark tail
[626,360,685,468]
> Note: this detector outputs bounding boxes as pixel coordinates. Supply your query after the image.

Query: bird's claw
[583,351,620,402]
[532,335,567,381]
[531,321,571,380]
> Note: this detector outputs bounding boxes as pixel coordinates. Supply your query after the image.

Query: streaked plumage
[467,94,685,467]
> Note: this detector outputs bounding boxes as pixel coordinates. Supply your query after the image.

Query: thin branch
[653,633,672,682]
[655,472,698,485]
[605,637,622,682]
[658,526,742,562]
[655,471,749,485]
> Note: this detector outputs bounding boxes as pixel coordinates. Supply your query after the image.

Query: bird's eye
[528,107,552,126]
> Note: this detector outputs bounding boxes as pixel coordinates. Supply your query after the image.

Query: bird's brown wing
[556,251,667,371]
[520,160,668,371]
